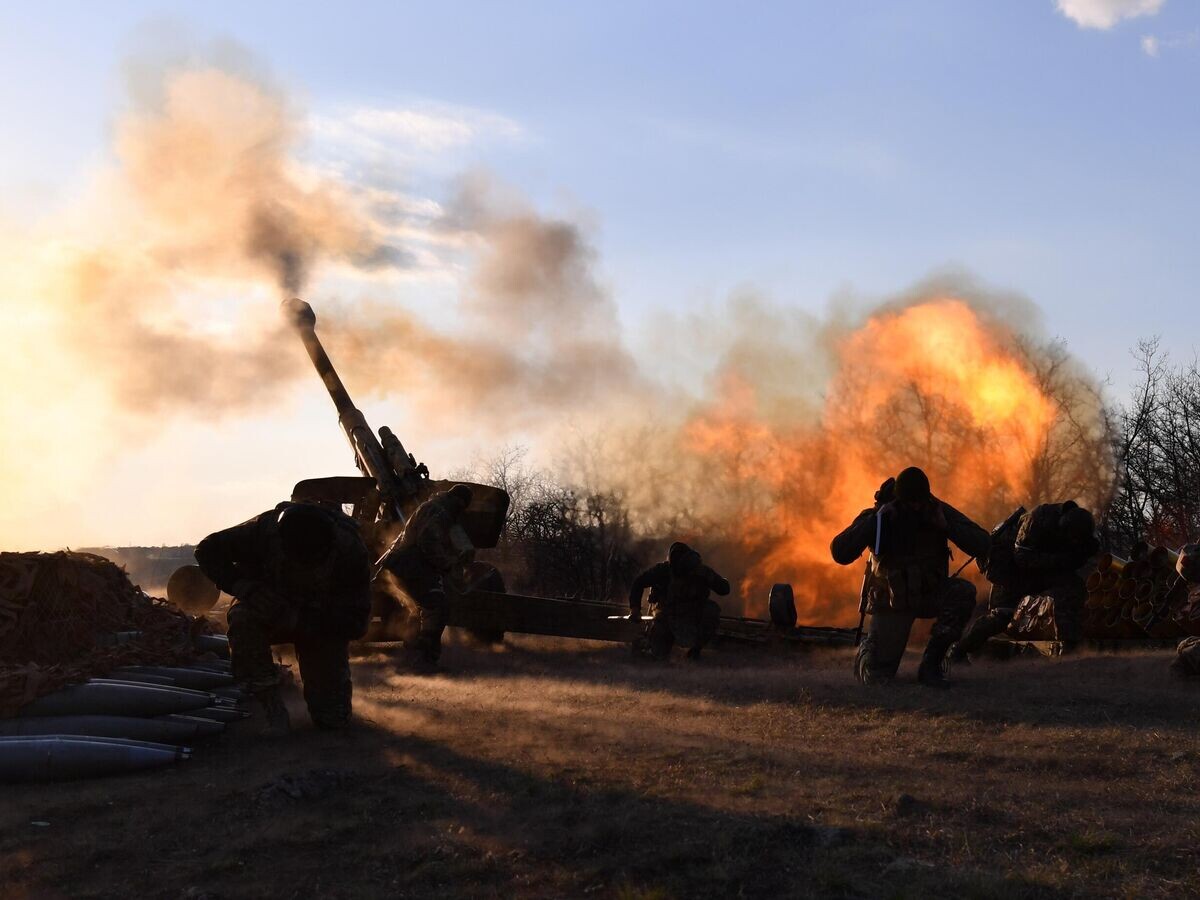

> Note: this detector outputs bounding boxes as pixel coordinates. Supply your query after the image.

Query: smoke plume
[1,51,1116,623]
[325,177,645,427]
[574,282,1114,622]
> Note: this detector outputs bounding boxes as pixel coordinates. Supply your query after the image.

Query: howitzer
[281,298,510,642]
[282,298,427,523]
[176,299,860,655]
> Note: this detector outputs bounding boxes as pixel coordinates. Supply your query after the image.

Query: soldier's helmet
[447,484,474,510]
[894,467,931,504]
[668,541,701,576]
[277,503,336,563]
[1059,503,1096,547]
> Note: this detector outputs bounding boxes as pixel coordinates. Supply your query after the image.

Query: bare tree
[1104,339,1200,552]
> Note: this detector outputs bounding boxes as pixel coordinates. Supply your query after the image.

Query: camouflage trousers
[854,577,976,684]
[957,572,1086,655]
[226,598,353,729]
[644,599,721,659]
[392,570,449,663]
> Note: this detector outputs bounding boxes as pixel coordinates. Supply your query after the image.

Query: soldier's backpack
[982,506,1026,587]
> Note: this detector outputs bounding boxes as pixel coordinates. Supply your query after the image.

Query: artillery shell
[19,682,213,718]
[0,715,217,743]
[0,735,188,782]
[113,666,234,690]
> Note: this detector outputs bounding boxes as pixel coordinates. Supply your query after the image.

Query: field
[3,637,1200,899]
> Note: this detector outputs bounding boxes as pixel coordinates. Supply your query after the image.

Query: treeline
[1105,339,1200,552]
[467,339,1200,604]
[461,447,653,602]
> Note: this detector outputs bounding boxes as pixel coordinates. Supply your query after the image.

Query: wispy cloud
[301,100,529,280]
[1141,28,1199,56]
[1056,0,1165,30]
[310,101,524,164]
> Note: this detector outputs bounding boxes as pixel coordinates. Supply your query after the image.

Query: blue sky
[0,0,1196,546]
[3,1,1196,373]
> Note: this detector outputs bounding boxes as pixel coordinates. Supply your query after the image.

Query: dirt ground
[3,635,1200,900]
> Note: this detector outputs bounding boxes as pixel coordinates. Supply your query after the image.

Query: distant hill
[79,546,196,595]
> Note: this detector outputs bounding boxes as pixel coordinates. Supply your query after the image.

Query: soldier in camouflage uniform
[377,484,473,671]
[952,501,1098,659]
[831,467,989,688]
[195,502,372,735]
[628,542,730,660]
[1171,636,1200,678]
[1170,546,1200,678]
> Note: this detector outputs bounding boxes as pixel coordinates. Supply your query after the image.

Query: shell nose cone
[281,297,315,328]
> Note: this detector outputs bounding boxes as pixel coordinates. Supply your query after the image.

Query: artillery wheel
[166,565,221,617]
[768,583,798,631]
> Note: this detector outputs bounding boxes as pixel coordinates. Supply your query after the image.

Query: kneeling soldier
[629,542,730,660]
[831,467,989,687]
[953,501,1097,659]
[377,484,474,672]
[195,503,371,735]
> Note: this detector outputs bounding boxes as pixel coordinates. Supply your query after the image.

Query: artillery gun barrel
[282,297,409,521]
[282,298,357,417]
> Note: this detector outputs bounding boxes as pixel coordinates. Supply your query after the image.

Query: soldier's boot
[853,636,892,686]
[398,641,439,674]
[951,609,1012,663]
[636,619,673,661]
[945,642,969,666]
[1170,637,1200,679]
[918,638,954,690]
[916,660,950,689]
[255,687,291,737]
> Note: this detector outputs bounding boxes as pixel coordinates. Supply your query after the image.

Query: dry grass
[3,637,1200,899]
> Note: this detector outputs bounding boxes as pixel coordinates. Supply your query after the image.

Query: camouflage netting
[0,551,214,717]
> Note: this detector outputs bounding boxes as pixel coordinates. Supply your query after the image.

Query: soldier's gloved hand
[874,477,896,507]
[230,580,290,622]
[230,579,266,603]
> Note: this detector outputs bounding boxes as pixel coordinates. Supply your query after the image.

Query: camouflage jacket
[831,498,989,568]
[628,562,672,611]
[195,503,372,638]
[628,555,730,612]
[382,494,461,577]
[1013,503,1099,576]
[831,498,988,613]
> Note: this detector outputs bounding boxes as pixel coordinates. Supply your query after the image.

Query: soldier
[951,501,1098,660]
[628,542,730,660]
[377,484,474,672]
[194,502,372,736]
[1168,545,1200,678]
[1170,636,1200,679]
[831,467,989,687]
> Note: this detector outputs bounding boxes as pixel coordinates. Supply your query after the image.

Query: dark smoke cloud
[325,176,645,427]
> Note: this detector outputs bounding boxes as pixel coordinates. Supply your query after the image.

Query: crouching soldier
[952,501,1098,660]
[377,484,474,672]
[1169,546,1200,679]
[629,542,730,660]
[831,467,989,688]
[195,503,372,735]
